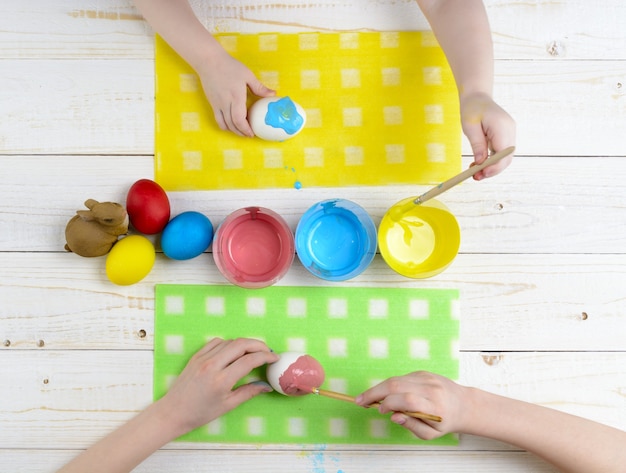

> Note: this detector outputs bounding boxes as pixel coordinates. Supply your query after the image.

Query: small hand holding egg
[266,352,325,396]
[249,96,306,141]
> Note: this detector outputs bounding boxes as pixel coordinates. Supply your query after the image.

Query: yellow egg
[106,235,155,285]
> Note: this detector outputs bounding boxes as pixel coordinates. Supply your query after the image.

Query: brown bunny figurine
[65,199,129,257]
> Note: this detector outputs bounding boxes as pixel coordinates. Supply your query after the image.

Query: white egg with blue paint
[249,96,306,141]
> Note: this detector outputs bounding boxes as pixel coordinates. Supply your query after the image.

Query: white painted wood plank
[1,350,623,451]
[0,449,558,473]
[460,351,626,433]
[1,0,625,60]
[158,0,626,61]
[1,59,624,156]
[1,155,625,254]
[1,253,625,352]
[186,0,430,35]
[0,0,152,59]
[0,60,154,155]
[487,0,626,60]
[496,60,626,156]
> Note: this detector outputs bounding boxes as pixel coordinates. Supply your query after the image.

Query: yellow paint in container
[378,198,460,279]
[378,146,515,278]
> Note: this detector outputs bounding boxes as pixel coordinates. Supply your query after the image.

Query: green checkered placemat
[154,284,459,445]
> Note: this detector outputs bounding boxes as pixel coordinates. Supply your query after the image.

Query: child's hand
[355,371,471,440]
[157,337,279,436]
[460,92,516,180]
[197,52,276,137]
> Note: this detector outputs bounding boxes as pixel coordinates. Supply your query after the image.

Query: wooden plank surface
[1,60,624,156]
[2,350,624,448]
[1,0,625,60]
[0,450,559,473]
[2,155,626,253]
[1,253,625,352]
[0,0,625,471]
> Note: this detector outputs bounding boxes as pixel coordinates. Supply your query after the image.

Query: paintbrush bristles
[311,387,442,423]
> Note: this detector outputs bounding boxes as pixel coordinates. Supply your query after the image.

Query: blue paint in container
[296,199,377,281]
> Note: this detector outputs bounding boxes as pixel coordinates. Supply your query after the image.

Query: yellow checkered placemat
[155,32,461,191]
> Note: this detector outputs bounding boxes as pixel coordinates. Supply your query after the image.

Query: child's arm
[57,338,278,473]
[133,0,275,137]
[357,371,626,473]
[416,0,516,180]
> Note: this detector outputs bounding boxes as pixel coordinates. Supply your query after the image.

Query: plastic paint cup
[295,199,377,281]
[213,207,295,289]
[378,198,460,279]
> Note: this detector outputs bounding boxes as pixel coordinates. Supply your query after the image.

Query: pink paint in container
[213,206,295,288]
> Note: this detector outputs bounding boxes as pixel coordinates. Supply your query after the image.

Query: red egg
[126,179,171,234]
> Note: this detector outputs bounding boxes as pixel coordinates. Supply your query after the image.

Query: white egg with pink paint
[249,96,307,141]
[266,351,325,396]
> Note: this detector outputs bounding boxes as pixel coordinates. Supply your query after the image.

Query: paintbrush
[413,145,516,205]
[386,146,515,222]
[308,387,442,423]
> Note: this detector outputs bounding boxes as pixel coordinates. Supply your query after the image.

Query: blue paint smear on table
[309,445,344,473]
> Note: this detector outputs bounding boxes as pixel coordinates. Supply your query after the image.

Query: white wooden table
[1,1,625,471]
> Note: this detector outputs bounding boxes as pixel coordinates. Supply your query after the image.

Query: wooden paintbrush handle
[315,388,355,403]
[415,145,516,205]
[368,401,442,422]
[313,388,442,423]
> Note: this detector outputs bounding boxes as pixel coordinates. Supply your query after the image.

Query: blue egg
[161,211,213,260]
